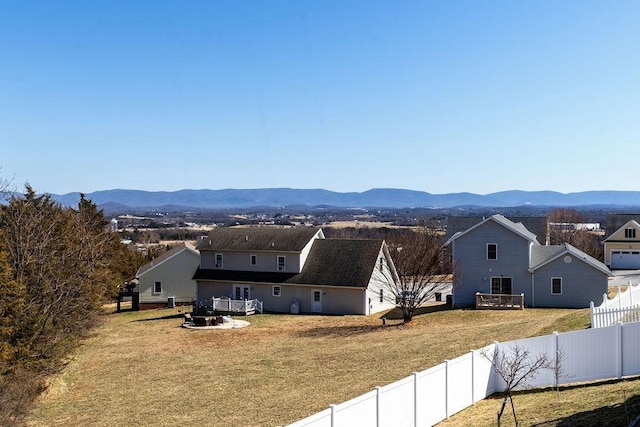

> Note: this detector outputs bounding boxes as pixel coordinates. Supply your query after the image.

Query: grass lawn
[24,304,634,426]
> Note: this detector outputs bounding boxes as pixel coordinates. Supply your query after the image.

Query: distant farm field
[25,305,628,426]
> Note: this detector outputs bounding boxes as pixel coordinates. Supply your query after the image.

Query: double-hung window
[215,253,223,268]
[277,256,286,271]
[153,281,162,294]
[551,277,562,294]
[487,243,497,260]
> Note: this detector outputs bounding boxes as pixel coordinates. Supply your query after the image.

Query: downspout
[530,272,535,308]
[529,242,535,308]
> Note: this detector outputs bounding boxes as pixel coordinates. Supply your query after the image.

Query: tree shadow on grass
[297,323,386,338]
[485,379,640,427]
[530,393,640,426]
[381,303,452,321]
[134,313,186,322]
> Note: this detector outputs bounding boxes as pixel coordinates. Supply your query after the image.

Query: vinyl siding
[200,250,302,272]
[452,220,535,306]
[138,249,200,304]
[195,281,366,314]
[532,256,609,308]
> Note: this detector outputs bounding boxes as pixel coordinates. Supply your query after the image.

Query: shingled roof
[193,238,386,288]
[196,227,322,252]
[290,239,384,287]
[530,243,610,275]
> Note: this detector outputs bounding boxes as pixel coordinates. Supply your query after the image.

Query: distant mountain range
[47,188,640,211]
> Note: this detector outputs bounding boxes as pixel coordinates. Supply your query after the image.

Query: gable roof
[603,219,640,242]
[196,227,322,252]
[530,243,611,275]
[193,238,386,288]
[445,214,540,246]
[136,242,199,277]
[445,215,548,243]
[604,214,640,239]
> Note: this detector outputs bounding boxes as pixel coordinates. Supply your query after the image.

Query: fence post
[618,285,622,309]
[329,404,336,427]
[590,301,595,328]
[617,322,623,379]
[413,372,419,427]
[444,359,450,418]
[553,331,559,388]
[375,386,381,427]
[470,350,475,404]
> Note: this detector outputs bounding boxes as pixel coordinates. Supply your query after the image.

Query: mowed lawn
[27,304,593,427]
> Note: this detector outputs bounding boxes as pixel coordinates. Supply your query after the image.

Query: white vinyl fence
[287,322,640,427]
[591,280,640,328]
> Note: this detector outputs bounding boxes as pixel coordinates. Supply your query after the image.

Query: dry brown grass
[440,377,640,426]
[25,305,604,427]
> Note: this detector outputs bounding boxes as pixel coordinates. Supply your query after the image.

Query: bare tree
[549,346,568,402]
[375,224,452,323]
[481,344,551,426]
[548,208,603,261]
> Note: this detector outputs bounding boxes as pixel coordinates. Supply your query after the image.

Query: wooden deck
[475,292,524,310]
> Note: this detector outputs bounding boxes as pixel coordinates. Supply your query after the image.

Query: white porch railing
[210,297,263,314]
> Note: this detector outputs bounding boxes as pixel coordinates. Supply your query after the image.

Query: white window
[277,256,286,271]
[272,285,281,297]
[215,253,223,268]
[487,243,497,260]
[625,228,636,239]
[153,281,162,294]
[552,277,562,295]
[250,254,257,266]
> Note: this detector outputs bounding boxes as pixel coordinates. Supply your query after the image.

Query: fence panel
[622,322,640,376]
[416,364,447,426]
[333,390,377,427]
[378,376,414,427]
[473,345,498,402]
[558,326,618,384]
[493,335,555,391]
[446,353,474,416]
[287,407,332,427]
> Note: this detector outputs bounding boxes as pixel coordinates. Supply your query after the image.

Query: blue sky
[1,1,639,195]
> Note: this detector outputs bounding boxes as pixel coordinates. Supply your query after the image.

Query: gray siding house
[193,227,398,315]
[446,215,610,308]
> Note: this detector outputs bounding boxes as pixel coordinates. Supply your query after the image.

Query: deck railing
[210,297,263,314]
[475,292,524,310]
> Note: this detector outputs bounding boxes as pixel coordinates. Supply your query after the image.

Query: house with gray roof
[446,214,610,308]
[193,227,398,315]
[136,242,200,309]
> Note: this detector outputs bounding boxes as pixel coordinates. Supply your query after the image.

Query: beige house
[193,227,398,315]
[604,219,640,269]
[136,242,200,309]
